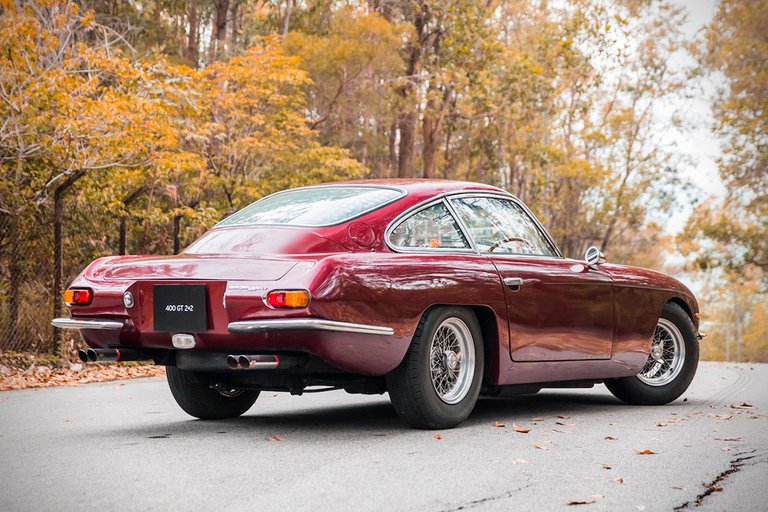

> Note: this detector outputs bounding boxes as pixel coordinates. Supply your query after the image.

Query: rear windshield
[218,186,404,227]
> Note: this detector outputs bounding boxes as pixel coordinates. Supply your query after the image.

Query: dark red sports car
[53,180,703,428]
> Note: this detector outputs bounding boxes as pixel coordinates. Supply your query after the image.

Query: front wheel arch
[606,301,699,405]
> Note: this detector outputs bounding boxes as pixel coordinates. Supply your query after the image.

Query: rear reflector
[64,288,93,305]
[266,290,310,308]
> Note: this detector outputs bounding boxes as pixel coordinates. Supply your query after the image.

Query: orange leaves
[635,449,657,455]
[512,423,531,434]
[433,433,443,440]
[0,360,165,391]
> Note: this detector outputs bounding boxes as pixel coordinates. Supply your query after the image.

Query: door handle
[504,277,524,291]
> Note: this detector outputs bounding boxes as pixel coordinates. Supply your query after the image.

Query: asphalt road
[1,362,766,512]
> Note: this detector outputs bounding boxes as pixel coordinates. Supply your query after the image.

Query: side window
[389,202,470,249]
[450,197,556,256]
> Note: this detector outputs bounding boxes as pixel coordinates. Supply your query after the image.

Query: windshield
[219,186,404,227]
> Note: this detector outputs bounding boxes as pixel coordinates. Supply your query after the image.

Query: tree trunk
[173,214,182,255]
[209,0,230,62]
[396,7,425,178]
[282,0,294,36]
[397,111,417,178]
[422,85,453,179]
[388,118,398,177]
[118,187,145,256]
[185,2,199,67]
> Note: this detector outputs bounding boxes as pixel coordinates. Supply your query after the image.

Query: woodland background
[0,0,765,361]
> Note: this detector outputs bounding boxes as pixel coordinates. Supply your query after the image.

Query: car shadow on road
[93,387,690,441]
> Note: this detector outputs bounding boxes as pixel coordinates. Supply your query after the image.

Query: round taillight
[123,291,135,309]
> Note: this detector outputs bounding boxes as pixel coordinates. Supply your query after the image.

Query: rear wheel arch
[412,304,499,377]
[386,305,486,428]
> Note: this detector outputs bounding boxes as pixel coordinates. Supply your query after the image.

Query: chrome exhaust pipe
[226,354,280,370]
[79,348,147,363]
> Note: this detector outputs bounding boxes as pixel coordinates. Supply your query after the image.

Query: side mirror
[585,246,606,269]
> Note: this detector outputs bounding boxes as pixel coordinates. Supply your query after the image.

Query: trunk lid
[91,254,298,281]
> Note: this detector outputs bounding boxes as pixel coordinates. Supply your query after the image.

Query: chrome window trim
[228,318,394,336]
[446,191,564,258]
[384,197,476,254]
[215,184,408,229]
[385,190,564,258]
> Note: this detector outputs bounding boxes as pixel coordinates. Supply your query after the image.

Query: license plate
[153,284,208,332]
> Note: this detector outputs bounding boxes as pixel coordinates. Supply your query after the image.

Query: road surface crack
[439,483,533,511]
[673,450,758,510]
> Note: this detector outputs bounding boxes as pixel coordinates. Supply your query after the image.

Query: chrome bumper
[228,318,394,336]
[51,317,394,336]
[52,318,124,330]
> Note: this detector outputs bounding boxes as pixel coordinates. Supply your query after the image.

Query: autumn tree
[681,0,767,286]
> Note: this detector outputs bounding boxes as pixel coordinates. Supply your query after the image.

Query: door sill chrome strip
[228,318,394,336]
[52,318,124,330]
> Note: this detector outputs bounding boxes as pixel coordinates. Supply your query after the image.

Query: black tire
[166,366,259,419]
[606,302,699,405]
[386,307,484,429]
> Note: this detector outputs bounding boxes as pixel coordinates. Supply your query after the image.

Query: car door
[449,195,614,361]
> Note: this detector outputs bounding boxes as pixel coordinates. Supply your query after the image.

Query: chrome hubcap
[430,317,475,404]
[638,318,686,387]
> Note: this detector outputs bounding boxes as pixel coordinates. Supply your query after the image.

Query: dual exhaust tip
[226,354,280,370]
[78,348,145,363]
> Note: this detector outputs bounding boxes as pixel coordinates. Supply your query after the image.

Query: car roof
[304,179,509,204]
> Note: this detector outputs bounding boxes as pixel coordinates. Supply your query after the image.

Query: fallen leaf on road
[112,383,125,388]
[656,423,667,427]
[434,433,443,440]
[268,436,285,442]
[555,421,577,427]
[708,414,733,420]
[493,421,506,428]
[672,486,686,491]
[703,484,723,492]
[730,402,753,409]
[714,437,743,442]
[533,444,548,450]
[635,449,657,455]
[612,477,625,484]
[546,429,567,433]
[566,494,603,506]
[513,423,530,433]
[604,436,618,441]
[558,415,571,419]
[513,458,528,464]
[601,464,612,470]
[530,417,544,421]
[665,417,685,423]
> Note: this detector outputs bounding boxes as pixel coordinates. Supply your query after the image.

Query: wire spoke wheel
[638,318,686,387]
[429,317,475,404]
